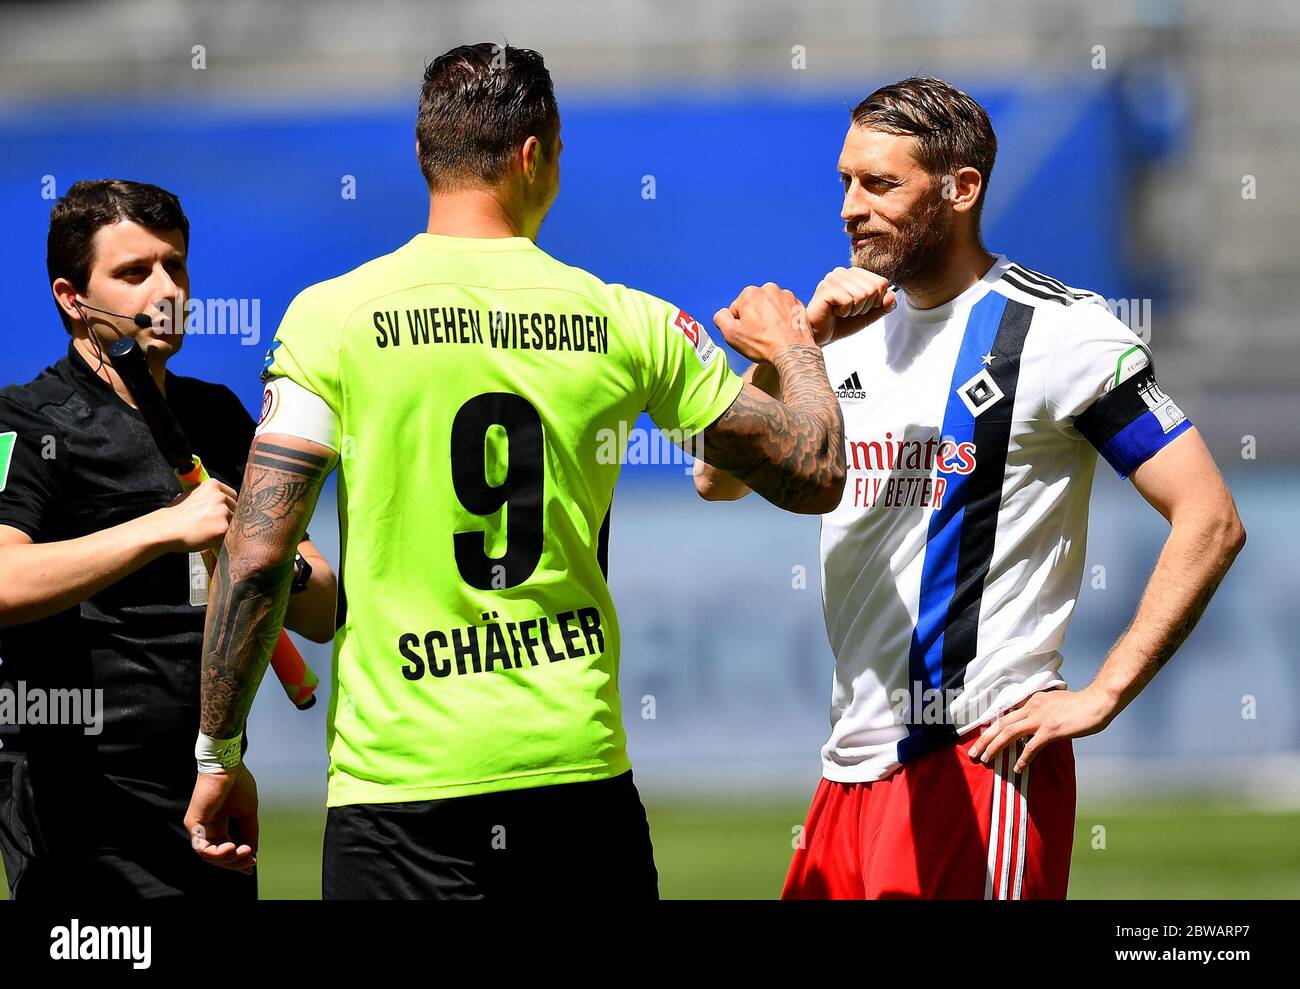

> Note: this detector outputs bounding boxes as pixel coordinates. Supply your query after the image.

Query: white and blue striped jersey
[817,254,1190,782]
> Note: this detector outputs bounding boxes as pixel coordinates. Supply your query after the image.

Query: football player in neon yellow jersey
[184,44,847,899]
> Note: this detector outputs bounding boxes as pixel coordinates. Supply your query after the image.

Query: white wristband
[195,731,244,774]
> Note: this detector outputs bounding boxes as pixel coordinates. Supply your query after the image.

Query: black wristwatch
[290,552,313,594]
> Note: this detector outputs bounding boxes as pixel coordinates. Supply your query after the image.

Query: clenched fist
[713,282,814,364]
[154,478,237,554]
[806,266,896,346]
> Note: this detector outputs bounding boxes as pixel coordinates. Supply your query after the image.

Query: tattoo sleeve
[698,344,846,514]
[200,438,334,737]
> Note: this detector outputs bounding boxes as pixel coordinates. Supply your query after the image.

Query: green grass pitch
[3,800,1296,899]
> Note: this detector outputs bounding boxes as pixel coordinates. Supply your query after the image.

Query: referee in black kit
[0,179,337,899]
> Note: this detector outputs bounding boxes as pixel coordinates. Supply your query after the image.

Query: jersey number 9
[450,393,544,590]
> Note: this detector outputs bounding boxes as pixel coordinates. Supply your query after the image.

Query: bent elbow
[822,467,848,512]
[799,465,846,515]
[693,463,751,502]
[813,485,846,515]
[1213,490,1247,555]
[1200,502,1246,563]
[692,458,733,502]
[693,477,721,501]
[695,478,739,502]
[1225,514,1247,557]
[0,588,33,629]
[808,425,847,514]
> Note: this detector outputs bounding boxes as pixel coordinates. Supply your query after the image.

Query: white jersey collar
[897,254,1009,324]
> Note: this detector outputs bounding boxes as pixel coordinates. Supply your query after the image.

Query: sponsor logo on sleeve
[674,309,718,367]
[1110,344,1152,390]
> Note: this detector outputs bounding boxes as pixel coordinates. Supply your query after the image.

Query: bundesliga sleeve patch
[673,309,719,367]
[1074,366,1190,478]
[260,339,283,383]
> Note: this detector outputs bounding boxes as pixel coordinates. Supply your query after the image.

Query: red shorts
[782,730,1076,900]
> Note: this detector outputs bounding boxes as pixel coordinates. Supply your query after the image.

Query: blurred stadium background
[1,0,1297,898]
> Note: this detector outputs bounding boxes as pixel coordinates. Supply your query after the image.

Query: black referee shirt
[0,340,256,814]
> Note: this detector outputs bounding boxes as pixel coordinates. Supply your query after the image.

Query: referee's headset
[68,294,153,376]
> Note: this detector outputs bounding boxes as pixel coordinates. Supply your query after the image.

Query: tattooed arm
[969,428,1246,773]
[200,435,337,738]
[695,269,894,506]
[185,433,335,872]
[692,361,780,502]
[693,284,845,515]
[698,349,844,515]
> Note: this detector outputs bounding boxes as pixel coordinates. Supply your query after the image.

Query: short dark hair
[415,43,560,190]
[851,77,997,227]
[46,178,190,333]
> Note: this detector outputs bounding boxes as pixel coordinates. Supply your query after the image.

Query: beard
[849,188,953,288]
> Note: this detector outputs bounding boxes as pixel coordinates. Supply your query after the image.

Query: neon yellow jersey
[263,233,742,806]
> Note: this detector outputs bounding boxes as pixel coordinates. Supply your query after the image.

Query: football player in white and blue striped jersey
[695,76,1245,899]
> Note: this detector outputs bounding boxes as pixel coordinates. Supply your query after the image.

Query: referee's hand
[185,764,259,874]
[155,478,237,554]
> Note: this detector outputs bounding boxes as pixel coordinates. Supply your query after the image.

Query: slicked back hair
[851,76,997,229]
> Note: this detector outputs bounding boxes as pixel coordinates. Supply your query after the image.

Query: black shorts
[0,753,256,901]
[322,770,658,900]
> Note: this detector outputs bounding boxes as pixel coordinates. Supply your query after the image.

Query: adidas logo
[835,371,867,400]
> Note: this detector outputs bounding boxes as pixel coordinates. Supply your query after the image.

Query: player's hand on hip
[967,686,1115,773]
[714,283,814,364]
[806,267,896,346]
[156,478,237,553]
[185,763,260,874]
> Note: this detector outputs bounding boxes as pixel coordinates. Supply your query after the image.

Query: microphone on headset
[72,299,153,329]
